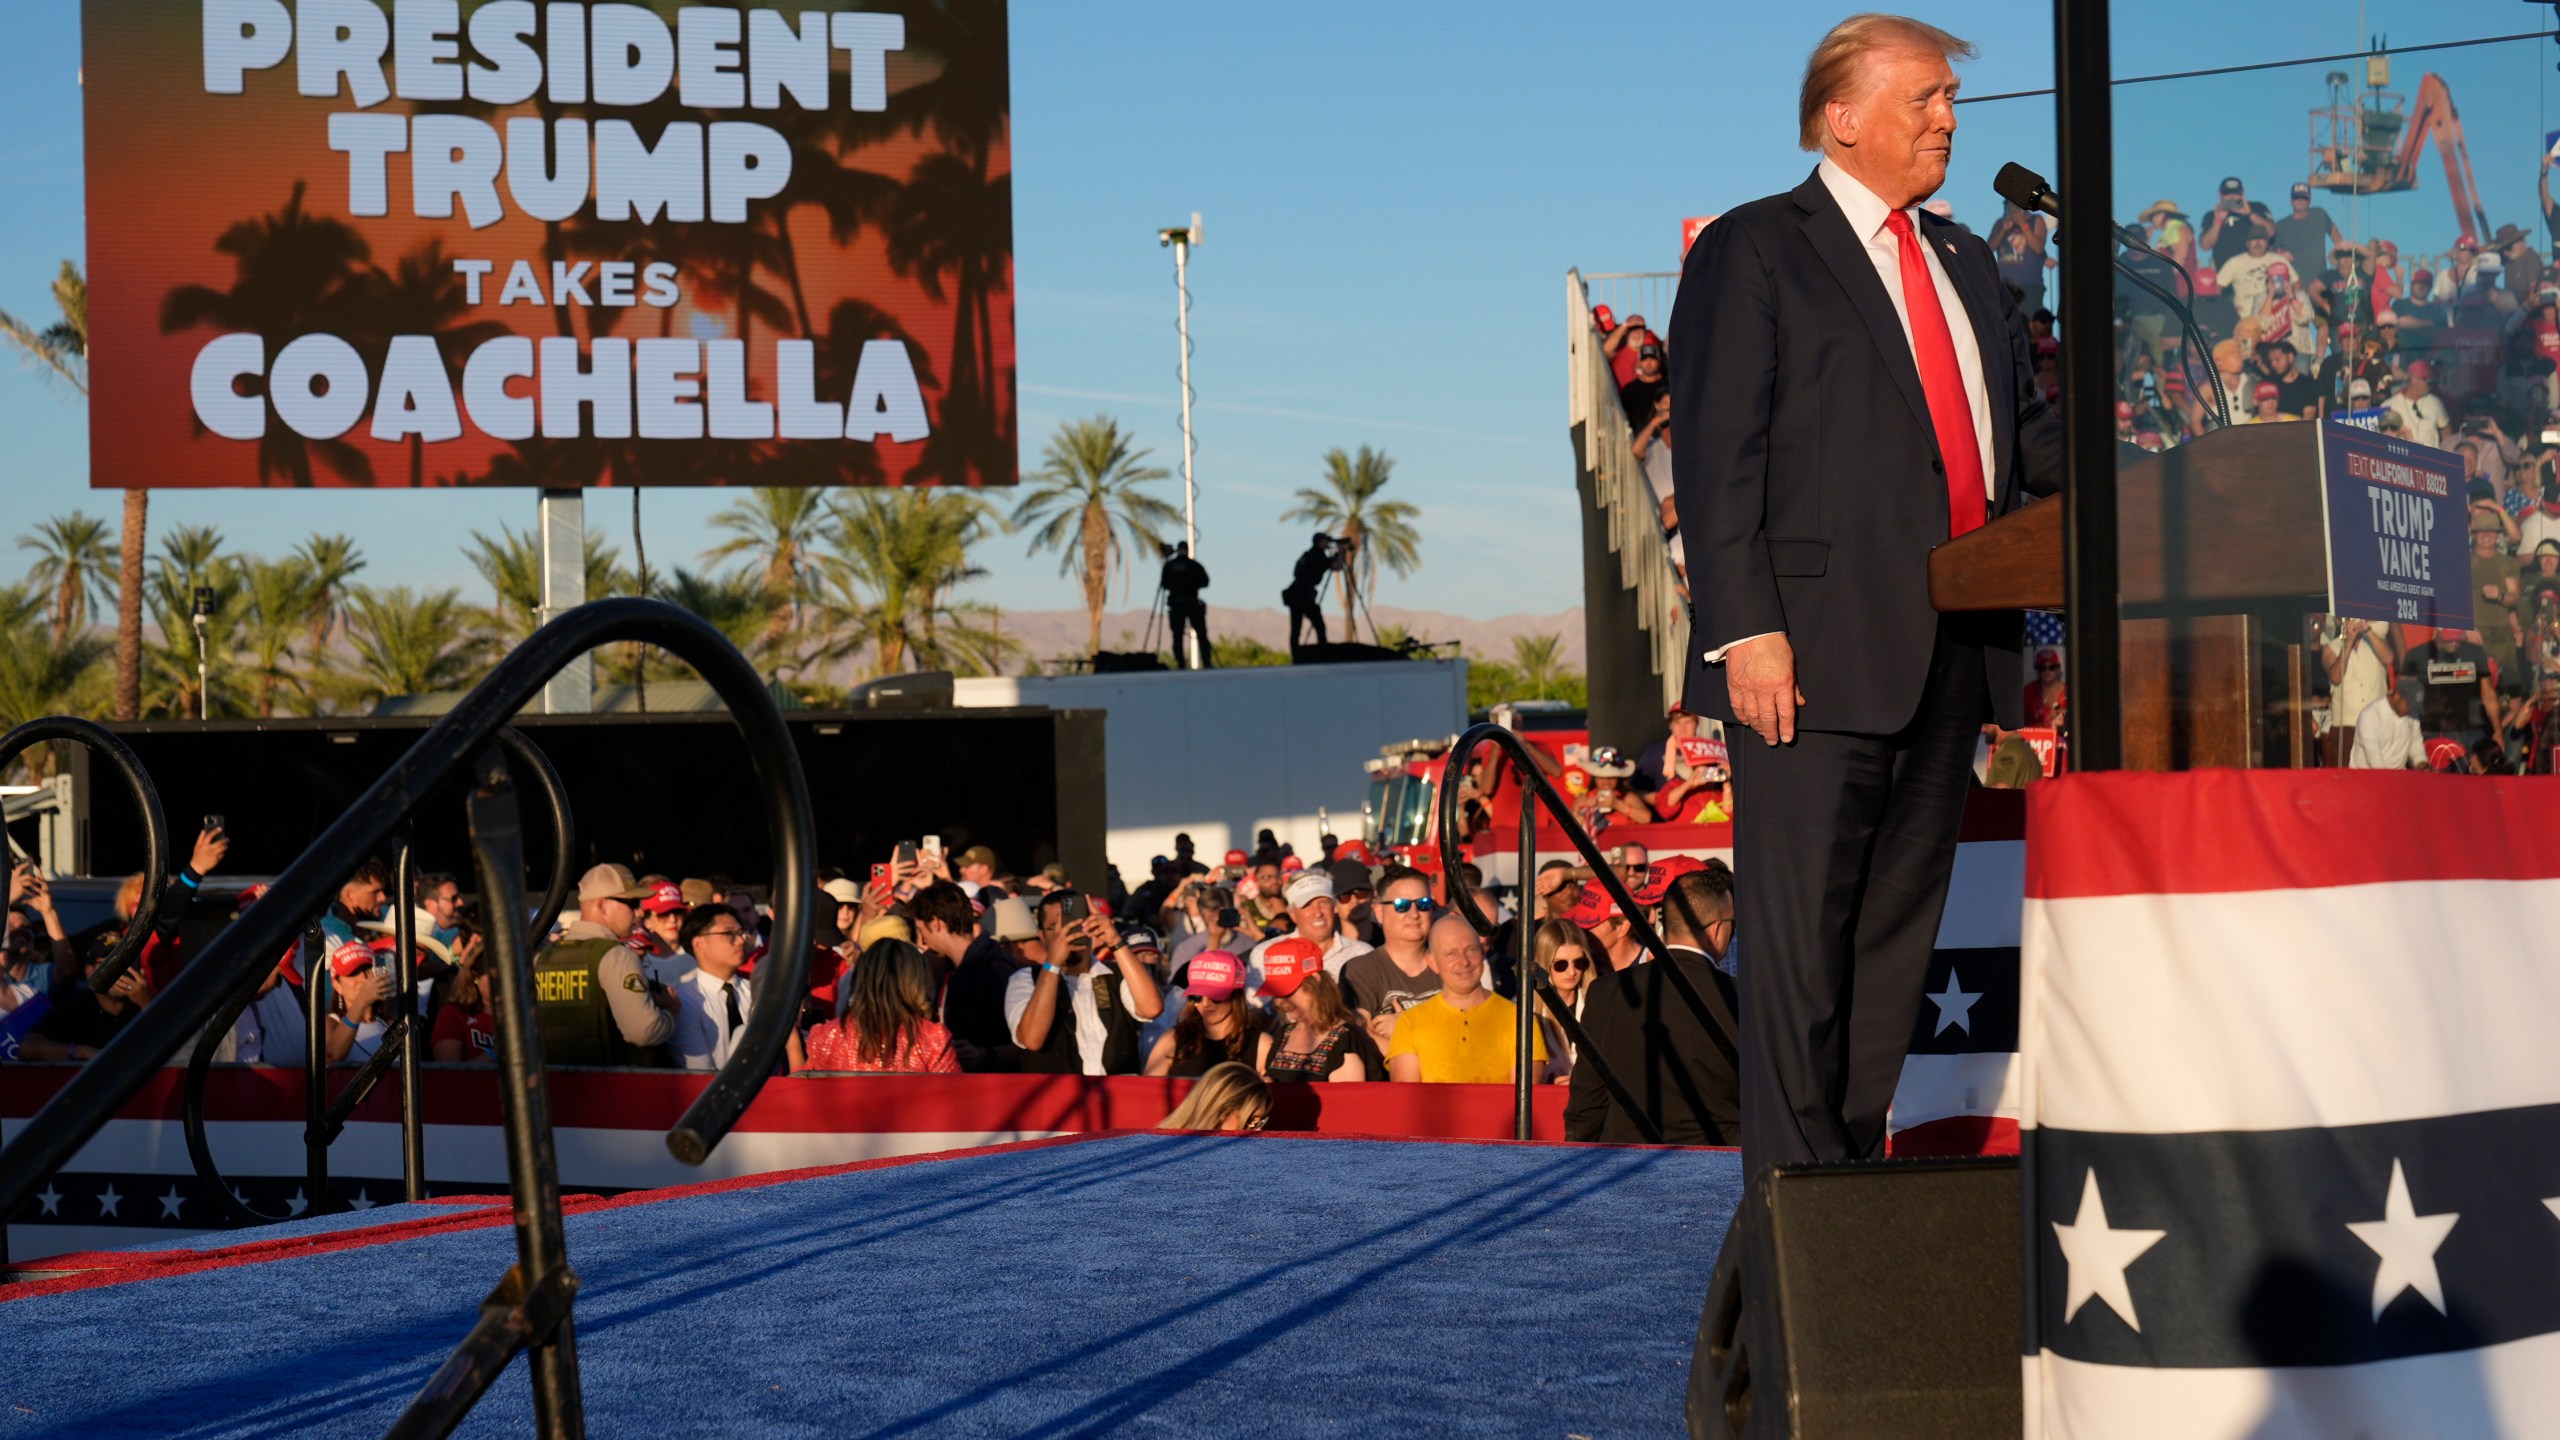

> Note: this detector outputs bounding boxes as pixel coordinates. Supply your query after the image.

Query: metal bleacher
[1566,269,1688,717]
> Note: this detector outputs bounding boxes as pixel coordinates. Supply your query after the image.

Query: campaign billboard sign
[83,1,1015,489]
[2316,418,2472,630]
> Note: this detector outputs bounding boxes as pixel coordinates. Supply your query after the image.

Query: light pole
[190,585,214,721]
[1157,214,1203,667]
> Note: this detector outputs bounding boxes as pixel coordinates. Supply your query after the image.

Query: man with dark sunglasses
[1338,866,1443,1051]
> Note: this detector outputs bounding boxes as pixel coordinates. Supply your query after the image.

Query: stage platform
[0,1131,1741,1438]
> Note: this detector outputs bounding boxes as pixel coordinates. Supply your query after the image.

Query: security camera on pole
[1157,213,1204,669]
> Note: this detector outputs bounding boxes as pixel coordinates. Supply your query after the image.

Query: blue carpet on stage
[0,1134,1742,1438]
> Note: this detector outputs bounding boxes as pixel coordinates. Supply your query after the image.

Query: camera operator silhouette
[1283,532,1338,654]
[1159,541,1212,668]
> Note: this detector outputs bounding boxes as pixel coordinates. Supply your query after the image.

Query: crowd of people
[0,821,1746,1144]
[1601,162,2560,775]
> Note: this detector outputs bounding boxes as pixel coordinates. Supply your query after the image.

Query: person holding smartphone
[1005,892,1163,1075]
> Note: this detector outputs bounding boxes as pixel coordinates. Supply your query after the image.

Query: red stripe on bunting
[2025,770,2560,900]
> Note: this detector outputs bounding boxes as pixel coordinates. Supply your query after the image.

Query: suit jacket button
[1931,458,1945,474]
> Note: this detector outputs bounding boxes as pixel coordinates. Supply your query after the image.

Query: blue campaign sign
[2317,419,2474,630]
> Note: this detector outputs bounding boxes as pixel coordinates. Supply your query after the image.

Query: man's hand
[338,968,381,1022]
[650,981,680,1014]
[1725,633,1804,745]
[189,826,230,877]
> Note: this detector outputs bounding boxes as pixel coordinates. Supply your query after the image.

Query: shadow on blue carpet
[0,1134,1742,1438]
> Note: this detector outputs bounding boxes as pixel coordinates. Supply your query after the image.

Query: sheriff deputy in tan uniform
[536,863,678,1067]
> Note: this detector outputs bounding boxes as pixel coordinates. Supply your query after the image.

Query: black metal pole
[2055,0,2122,769]
[1513,765,1536,1142]
[305,920,332,1215]
[464,750,583,1439]
[393,840,427,1205]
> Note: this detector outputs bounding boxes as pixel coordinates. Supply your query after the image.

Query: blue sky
[2,2,2554,629]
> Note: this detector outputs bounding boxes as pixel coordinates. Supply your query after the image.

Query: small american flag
[2025,611,2066,648]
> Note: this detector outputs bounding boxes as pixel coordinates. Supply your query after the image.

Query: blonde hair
[1798,13,1976,151]
[1159,1061,1271,1132]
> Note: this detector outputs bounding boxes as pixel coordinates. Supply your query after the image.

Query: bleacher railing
[1567,269,1689,715]
[0,598,818,1440]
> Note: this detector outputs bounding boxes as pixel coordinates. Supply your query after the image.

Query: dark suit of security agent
[1667,35,2060,1176]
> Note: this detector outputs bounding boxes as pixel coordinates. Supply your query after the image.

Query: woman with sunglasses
[1529,918,1599,1083]
[1143,951,1263,1077]
[1254,939,1370,1083]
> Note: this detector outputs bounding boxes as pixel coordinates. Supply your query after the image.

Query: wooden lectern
[1929,424,2330,770]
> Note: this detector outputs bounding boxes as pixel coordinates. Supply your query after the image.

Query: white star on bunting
[349,1189,375,1211]
[2052,1169,2165,1330]
[1928,968,1981,1036]
[35,1185,61,1217]
[158,1186,186,1220]
[96,1184,122,1219]
[2348,1158,2459,1320]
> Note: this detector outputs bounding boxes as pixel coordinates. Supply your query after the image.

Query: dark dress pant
[1729,623,1988,1176]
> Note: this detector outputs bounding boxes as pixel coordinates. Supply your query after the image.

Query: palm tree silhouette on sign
[18,512,114,649]
[1013,417,1180,657]
[349,241,511,487]
[160,181,377,486]
[1284,446,1422,643]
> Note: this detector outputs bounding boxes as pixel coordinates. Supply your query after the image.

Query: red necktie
[1884,210,1988,537]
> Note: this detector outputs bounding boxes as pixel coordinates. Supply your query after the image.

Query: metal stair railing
[179,727,577,1229]
[0,717,172,996]
[1436,721,1739,1143]
[0,597,819,1440]
[1567,268,1691,716]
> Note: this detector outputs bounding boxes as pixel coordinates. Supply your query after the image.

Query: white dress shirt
[1704,158,1997,661]
[673,966,756,1072]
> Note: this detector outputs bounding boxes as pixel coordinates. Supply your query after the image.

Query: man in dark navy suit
[1668,14,2062,1175]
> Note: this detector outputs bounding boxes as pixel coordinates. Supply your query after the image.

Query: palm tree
[290,533,366,656]
[463,526,629,644]
[1012,417,1180,656]
[0,262,137,719]
[335,586,496,707]
[812,490,1013,677]
[0,589,111,778]
[159,181,376,486]
[18,513,114,647]
[1284,446,1422,641]
[634,566,786,674]
[234,557,317,716]
[1511,633,1566,701]
[703,487,833,640]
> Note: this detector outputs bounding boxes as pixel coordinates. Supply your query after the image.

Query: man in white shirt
[2350,686,2426,769]
[1246,868,1371,981]
[2215,232,2278,323]
[2383,362,2451,449]
[670,903,803,1073]
[1004,896,1163,1075]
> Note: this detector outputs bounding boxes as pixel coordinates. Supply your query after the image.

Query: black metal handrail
[1435,721,1736,1144]
[0,716,170,993]
[0,598,817,1440]
[179,727,577,1229]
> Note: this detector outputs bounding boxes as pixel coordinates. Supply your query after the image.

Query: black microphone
[1994,162,2058,220]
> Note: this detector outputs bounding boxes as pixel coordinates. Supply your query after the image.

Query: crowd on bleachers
[1595,163,2560,776]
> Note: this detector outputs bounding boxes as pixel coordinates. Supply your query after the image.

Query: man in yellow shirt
[1385,913,1545,1083]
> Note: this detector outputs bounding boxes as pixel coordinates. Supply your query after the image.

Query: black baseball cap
[2219,176,2244,194]
[2289,182,2311,198]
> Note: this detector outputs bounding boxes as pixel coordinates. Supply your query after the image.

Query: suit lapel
[1926,215,2018,510]
[1793,171,1932,436]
